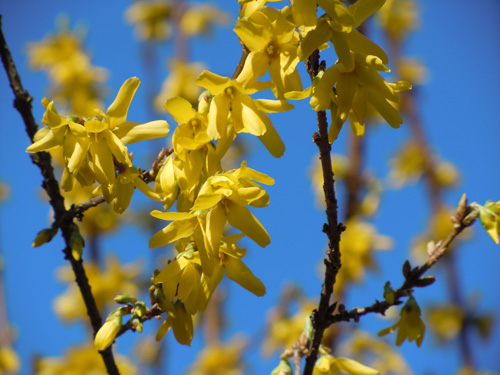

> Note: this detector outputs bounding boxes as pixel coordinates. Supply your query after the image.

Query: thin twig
[328,207,471,324]
[0,16,120,375]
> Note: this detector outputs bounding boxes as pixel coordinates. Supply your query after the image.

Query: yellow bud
[32,227,58,247]
[94,317,122,351]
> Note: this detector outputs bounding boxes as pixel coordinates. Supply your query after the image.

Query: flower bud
[32,227,58,247]
[271,359,293,375]
[94,316,122,351]
[114,294,137,304]
[69,231,85,260]
[383,281,395,305]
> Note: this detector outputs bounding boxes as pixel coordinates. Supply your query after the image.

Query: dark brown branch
[303,50,344,375]
[329,214,470,324]
[0,16,120,375]
[232,40,250,80]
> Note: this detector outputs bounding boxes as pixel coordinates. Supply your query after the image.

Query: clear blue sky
[0,1,499,374]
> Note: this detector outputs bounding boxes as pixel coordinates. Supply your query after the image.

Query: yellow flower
[196,70,290,157]
[378,295,426,347]
[154,59,205,111]
[94,316,122,351]
[478,200,500,244]
[234,6,302,97]
[35,344,137,375]
[27,77,169,201]
[186,336,247,375]
[125,0,172,41]
[334,219,392,292]
[340,331,412,375]
[0,345,20,374]
[377,0,420,42]
[113,165,163,213]
[155,301,194,346]
[313,354,379,375]
[54,256,141,322]
[426,304,465,342]
[180,4,230,37]
[262,300,320,356]
[155,248,211,314]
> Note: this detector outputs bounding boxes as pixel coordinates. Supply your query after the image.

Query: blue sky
[1,1,499,374]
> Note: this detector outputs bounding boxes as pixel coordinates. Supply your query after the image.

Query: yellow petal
[350,0,385,28]
[113,120,170,144]
[206,203,227,257]
[237,51,270,87]
[156,318,172,341]
[257,112,285,158]
[135,177,163,202]
[255,99,294,113]
[208,94,230,140]
[347,30,388,64]
[165,97,196,124]
[224,256,266,296]
[89,140,115,186]
[367,91,402,128]
[149,218,197,248]
[150,210,196,221]
[191,193,224,211]
[171,305,193,346]
[292,0,318,28]
[85,119,108,133]
[226,201,270,247]
[331,30,354,72]
[334,357,380,375]
[113,180,135,214]
[26,128,60,153]
[107,77,140,127]
[298,18,331,61]
[233,19,269,52]
[196,70,231,95]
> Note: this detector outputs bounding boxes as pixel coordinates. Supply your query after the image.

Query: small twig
[0,16,120,375]
[116,305,164,339]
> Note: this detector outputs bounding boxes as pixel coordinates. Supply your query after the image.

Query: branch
[116,305,164,339]
[0,16,120,375]
[302,50,344,375]
[328,195,473,325]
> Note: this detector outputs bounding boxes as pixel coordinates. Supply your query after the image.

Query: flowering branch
[0,16,120,375]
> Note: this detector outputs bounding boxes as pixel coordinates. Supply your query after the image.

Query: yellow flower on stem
[27,77,169,201]
[234,6,302,97]
[156,300,194,346]
[378,295,426,347]
[196,70,290,157]
[478,200,500,244]
[154,59,205,111]
[180,3,230,37]
[125,0,172,41]
[113,165,163,214]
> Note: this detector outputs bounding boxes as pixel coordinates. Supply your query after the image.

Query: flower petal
[224,256,266,296]
[107,77,140,127]
[226,201,270,247]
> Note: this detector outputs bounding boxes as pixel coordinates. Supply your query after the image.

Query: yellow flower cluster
[27,78,169,213]
[27,19,108,116]
[54,256,141,322]
[34,344,137,375]
[284,0,411,142]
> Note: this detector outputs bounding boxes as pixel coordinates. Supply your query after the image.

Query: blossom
[196,70,290,157]
[35,344,137,375]
[186,336,247,375]
[154,59,205,111]
[155,301,194,345]
[180,4,230,37]
[0,345,20,374]
[27,77,169,202]
[125,0,172,41]
[378,295,426,347]
[234,6,302,97]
